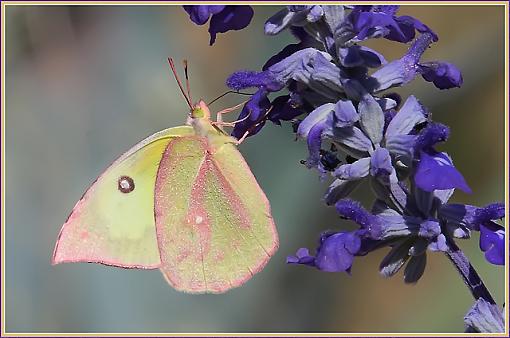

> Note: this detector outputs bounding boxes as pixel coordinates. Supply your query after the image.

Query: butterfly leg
[214,100,248,124]
[213,112,251,128]
[232,106,274,145]
[233,130,251,145]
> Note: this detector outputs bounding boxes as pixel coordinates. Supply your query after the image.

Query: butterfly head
[190,100,211,120]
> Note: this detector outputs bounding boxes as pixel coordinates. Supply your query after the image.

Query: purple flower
[436,202,504,266]
[479,223,505,265]
[419,62,463,89]
[369,33,462,91]
[297,95,427,203]
[473,203,505,265]
[183,5,254,45]
[412,121,471,193]
[347,5,437,43]
[287,231,361,273]
[227,48,344,137]
[230,88,271,139]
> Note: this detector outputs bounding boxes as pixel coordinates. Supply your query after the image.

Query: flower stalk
[444,239,495,304]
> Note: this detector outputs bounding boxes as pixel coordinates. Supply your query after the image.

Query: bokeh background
[5,4,505,333]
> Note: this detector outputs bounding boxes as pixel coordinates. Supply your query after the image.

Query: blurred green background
[5,5,505,333]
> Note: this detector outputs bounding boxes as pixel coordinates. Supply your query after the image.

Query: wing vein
[187,153,208,291]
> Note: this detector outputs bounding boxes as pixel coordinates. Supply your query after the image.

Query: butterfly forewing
[52,126,194,268]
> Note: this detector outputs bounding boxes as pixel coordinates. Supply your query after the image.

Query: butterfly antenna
[167,57,192,109]
[183,59,193,105]
[208,90,254,106]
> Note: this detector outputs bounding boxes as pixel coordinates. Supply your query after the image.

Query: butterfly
[52,59,279,294]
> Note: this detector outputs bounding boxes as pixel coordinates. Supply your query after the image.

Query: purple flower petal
[268,95,304,125]
[353,11,411,42]
[183,5,225,25]
[337,45,386,68]
[419,61,463,89]
[286,247,316,266]
[334,158,370,180]
[334,99,359,127]
[358,93,385,144]
[315,232,361,272]
[380,98,398,111]
[385,134,416,166]
[370,147,393,179]
[479,222,505,265]
[231,88,270,139]
[297,103,335,139]
[208,6,254,45]
[303,120,331,168]
[385,95,428,139]
[332,126,373,156]
[415,151,472,193]
[308,52,346,98]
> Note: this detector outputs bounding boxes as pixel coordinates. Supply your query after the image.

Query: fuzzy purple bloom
[226,70,283,92]
[414,122,450,152]
[336,199,383,239]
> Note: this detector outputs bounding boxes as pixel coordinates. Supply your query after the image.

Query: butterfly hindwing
[154,136,278,293]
